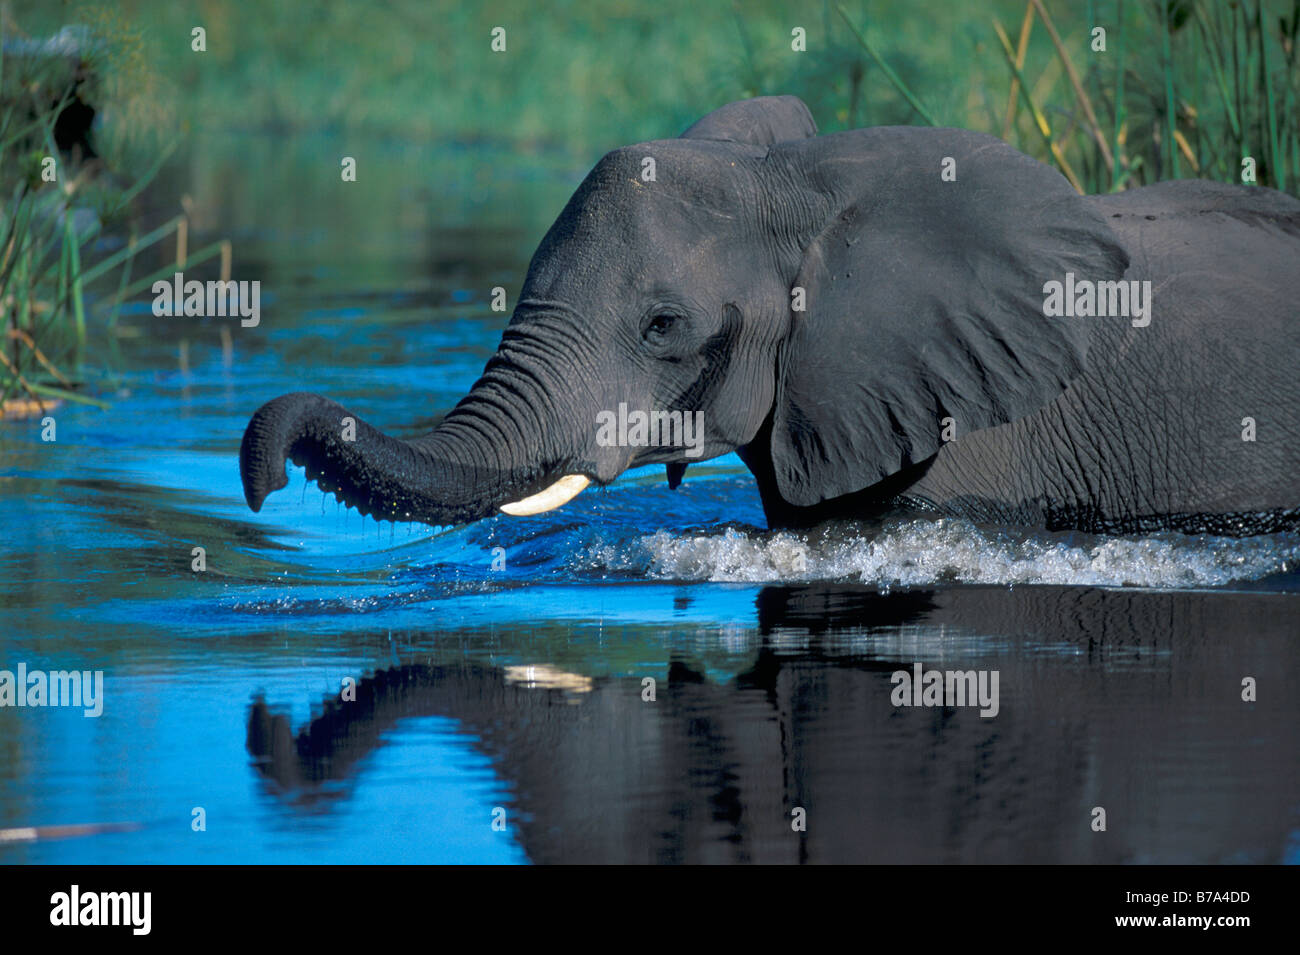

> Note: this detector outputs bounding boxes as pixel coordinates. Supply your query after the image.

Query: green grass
[0,14,197,413]
[7,0,1296,187]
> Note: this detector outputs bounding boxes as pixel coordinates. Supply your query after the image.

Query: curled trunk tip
[240,392,338,512]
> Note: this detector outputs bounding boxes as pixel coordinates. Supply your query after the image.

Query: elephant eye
[644,312,679,341]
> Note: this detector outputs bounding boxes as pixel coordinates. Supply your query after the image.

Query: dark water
[1,135,1297,863]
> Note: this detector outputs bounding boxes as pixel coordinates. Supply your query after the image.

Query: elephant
[240,95,1300,535]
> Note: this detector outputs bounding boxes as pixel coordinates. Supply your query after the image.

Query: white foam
[588,518,1299,588]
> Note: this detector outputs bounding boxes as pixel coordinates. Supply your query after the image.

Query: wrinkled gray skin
[241,96,1300,534]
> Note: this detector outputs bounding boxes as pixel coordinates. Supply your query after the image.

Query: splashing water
[583,518,1300,588]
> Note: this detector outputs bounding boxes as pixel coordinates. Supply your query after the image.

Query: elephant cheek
[717,366,777,449]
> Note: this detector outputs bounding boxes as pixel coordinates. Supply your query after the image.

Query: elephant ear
[771,127,1130,507]
[680,95,817,146]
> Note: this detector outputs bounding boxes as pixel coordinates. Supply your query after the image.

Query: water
[2,134,1297,863]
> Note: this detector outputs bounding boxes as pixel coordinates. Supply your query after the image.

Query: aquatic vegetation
[0,16,223,417]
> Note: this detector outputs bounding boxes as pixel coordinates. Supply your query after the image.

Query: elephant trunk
[240,328,591,523]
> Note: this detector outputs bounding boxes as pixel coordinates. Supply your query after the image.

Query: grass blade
[837,5,939,126]
[993,18,1085,192]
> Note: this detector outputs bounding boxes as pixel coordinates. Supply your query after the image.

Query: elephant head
[240,96,1127,526]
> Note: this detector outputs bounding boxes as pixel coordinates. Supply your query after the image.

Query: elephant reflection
[247,586,1300,863]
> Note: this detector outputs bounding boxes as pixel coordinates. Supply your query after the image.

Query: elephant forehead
[521,143,763,298]
[581,143,761,224]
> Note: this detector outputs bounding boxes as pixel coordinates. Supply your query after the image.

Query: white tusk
[500,474,590,516]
